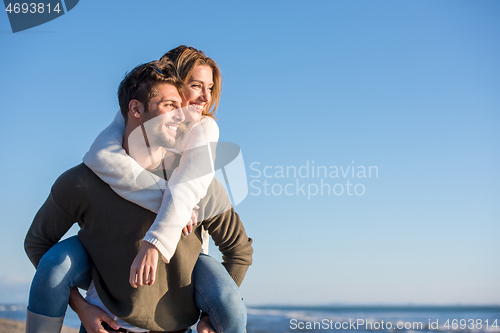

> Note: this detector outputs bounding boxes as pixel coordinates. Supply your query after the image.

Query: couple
[24,46,253,333]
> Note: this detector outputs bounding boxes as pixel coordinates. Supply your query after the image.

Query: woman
[26,46,247,333]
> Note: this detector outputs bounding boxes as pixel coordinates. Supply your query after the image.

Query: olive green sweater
[25,163,253,331]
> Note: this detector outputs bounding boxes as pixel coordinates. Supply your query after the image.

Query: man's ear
[128,99,144,120]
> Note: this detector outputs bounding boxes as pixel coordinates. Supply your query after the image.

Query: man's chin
[160,137,176,149]
[149,132,176,150]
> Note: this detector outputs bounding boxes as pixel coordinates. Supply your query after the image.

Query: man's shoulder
[51,163,101,195]
[205,177,229,201]
[198,177,232,221]
[55,163,96,183]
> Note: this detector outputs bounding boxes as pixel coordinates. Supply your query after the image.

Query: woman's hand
[129,241,158,288]
[182,204,200,236]
[68,288,120,333]
[131,205,200,286]
[197,315,216,333]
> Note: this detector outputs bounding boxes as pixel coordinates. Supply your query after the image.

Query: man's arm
[204,208,253,286]
[25,193,78,267]
[25,166,85,267]
[200,180,253,286]
[24,166,120,332]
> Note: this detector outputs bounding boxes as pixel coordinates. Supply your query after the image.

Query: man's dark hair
[118,60,184,123]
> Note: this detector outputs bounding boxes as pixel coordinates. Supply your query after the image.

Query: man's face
[142,83,184,148]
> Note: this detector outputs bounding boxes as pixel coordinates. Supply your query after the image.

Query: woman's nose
[200,87,210,102]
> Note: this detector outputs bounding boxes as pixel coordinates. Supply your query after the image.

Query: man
[25,60,253,333]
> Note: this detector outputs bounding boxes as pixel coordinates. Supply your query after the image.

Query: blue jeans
[28,236,92,318]
[193,254,247,333]
[28,236,246,333]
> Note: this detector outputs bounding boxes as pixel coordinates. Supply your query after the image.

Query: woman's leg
[193,254,247,333]
[27,235,92,332]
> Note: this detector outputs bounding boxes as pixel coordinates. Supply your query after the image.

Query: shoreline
[0,318,79,333]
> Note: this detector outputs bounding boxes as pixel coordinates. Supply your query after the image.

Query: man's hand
[197,315,216,333]
[182,204,199,236]
[68,288,120,333]
[129,241,158,288]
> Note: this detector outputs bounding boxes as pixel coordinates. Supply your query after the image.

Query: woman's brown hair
[159,46,221,118]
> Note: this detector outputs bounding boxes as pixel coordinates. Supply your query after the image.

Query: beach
[1,305,499,333]
[0,318,78,333]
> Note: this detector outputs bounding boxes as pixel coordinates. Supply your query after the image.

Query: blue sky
[0,0,499,306]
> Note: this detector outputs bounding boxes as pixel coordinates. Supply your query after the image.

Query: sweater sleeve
[200,179,253,286]
[144,117,219,261]
[24,168,85,268]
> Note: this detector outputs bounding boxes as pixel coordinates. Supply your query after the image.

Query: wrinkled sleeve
[199,179,253,286]
[144,117,220,261]
[24,169,85,268]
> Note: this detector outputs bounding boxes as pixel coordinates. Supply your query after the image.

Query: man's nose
[174,107,185,122]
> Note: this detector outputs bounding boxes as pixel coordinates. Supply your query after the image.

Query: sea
[1,304,499,333]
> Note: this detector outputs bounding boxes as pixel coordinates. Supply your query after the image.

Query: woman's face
[182,65,214,122]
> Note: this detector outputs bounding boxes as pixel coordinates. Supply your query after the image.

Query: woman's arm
[82,112,164,213]
[131,117,219,287]
[143,117,219,261]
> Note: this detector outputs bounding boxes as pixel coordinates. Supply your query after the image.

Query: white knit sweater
[83,112,219,260]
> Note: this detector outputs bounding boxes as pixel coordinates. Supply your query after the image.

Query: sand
[0,318,79,333]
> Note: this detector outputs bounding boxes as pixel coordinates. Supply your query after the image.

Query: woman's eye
[190,84,201,89]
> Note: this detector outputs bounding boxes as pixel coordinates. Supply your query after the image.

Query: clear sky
[0,0,499,306]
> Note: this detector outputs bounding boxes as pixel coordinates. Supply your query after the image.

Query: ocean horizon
[2,304,499,333]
